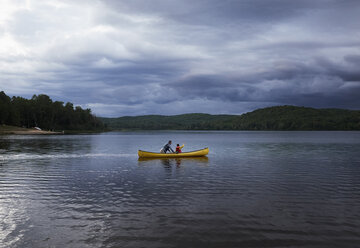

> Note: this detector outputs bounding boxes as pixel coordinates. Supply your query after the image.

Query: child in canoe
[176,144,184,153]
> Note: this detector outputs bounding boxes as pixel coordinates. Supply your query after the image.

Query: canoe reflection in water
[138,157,209,168]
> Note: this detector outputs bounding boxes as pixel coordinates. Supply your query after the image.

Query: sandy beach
[0,126,63,135]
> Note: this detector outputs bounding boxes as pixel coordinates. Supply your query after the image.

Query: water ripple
[1,131,360,247]
[0,153,136,161]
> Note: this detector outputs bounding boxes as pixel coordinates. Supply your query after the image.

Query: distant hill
[101,106,360,131]
[234,105,360,130]
[100,113,235,130]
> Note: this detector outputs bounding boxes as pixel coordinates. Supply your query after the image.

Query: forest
[1,89,359,131]
[101,106,360,131]
[0,91,104,131]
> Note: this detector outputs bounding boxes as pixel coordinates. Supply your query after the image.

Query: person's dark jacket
[163,143,174,153]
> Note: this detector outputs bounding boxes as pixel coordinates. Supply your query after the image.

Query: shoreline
[0,125,63,135]
[0,125,108,135]
[1,130,63,135]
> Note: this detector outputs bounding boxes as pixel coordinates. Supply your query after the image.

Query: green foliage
[233,105,360,130]
[101,106,360,131]
[0,91,105,131]
[100,113,236,130]
[2,90,358,131]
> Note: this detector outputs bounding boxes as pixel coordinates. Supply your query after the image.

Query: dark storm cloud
[315,57,360,82]
[1,0,359,116]
[345,55,360,65]
[169,56,360,109]
[104,0,324,25]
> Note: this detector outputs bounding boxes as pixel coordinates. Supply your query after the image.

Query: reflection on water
[1,131,360,247]
[138,157,209,167]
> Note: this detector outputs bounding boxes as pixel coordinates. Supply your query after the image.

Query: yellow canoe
[138,147,209,158]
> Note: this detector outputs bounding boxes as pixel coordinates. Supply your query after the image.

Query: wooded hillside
[101,106,360,130]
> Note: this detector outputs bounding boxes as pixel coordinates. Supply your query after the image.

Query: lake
[1,131,360,247]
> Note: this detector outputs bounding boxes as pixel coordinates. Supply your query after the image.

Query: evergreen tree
[0,91,104,131]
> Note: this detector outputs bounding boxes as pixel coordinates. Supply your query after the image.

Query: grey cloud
[315,57,360,82]
[104,0,326,25]
[167,56,360,109]
[345,55,360,65]
[0,0,359,116]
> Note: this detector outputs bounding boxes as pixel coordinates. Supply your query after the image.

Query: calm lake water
[1,131,360,248]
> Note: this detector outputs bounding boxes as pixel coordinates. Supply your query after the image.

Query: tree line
[230,106,360,130]
[101,106,360,131]
[0,91,105,131]
[1,90,358,131]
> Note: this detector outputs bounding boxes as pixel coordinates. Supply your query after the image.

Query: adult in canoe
[160,140,174,153]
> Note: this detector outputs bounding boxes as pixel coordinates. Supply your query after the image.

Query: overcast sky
[0,0,359,116]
